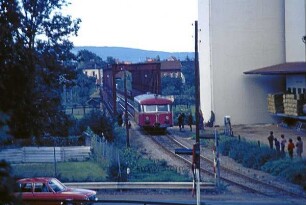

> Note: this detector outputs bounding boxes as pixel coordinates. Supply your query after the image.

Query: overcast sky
[64,0,197,52]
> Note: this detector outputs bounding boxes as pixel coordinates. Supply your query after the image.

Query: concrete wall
[285,0,306,62]
[198,0,212,123]
[198,0,287,125]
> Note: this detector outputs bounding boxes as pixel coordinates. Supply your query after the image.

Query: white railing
[0,146,91,163]
[64,181,215,190]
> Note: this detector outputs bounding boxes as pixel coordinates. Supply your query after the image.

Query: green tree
[76,70,96,113]
[77,49,106,68]
[0,0,81,139]
[106,56,117,65]
[79,110,114,141]
[161,76,182,95]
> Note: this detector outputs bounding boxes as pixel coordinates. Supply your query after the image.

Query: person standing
[267,131,274,149]
[188,113,193,131]
[280,134,287,155]
[178,113,183,131]
[181,112,185,130]
[288,138,295,159]
[274,138,280,154]
[296,136,303,158]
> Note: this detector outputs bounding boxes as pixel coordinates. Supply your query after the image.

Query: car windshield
[48,179,66,192]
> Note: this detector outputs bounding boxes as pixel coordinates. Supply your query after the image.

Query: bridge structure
[101,62,161,117]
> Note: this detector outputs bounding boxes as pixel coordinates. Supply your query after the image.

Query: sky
[63,0,198,52]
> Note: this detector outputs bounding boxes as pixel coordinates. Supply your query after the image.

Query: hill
[72,46,194,63]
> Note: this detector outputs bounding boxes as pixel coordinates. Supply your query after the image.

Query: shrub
[218,135,305,189]
[218,136,280,169]
[262,159,306,190]
[218,137,234,156]
[118,148,190,182]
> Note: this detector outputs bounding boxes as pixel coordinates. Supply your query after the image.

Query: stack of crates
[283,93,306,116]
[267,93,284,114]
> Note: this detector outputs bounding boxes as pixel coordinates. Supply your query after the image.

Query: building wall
[286,75,306,93]
[285,0,306,62]
[198,0,287,125]
[83,68,103,85]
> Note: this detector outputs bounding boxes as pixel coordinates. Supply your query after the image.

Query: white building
[198,0,306,125]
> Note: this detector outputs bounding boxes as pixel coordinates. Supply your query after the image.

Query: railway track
[147,130,306,199]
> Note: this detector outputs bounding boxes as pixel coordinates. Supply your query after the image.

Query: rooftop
[244,62,306,75]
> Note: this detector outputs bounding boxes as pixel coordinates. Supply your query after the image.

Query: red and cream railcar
[134,93,173,129]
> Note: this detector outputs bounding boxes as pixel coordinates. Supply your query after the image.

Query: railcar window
[144,105,157,112]
[157,105,168,112]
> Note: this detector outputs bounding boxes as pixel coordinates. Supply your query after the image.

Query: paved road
[96,190,306,205]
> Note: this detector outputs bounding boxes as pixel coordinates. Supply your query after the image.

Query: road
[96,190,306,205]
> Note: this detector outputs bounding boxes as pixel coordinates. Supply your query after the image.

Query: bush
[218,135,305,189]
[218,136,280,169]
[262,159,306,190]
[117,148,190,182]
[218,137,235,156]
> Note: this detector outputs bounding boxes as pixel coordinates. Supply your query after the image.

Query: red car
[15,177,98,205]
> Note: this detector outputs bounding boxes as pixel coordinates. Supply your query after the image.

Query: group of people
[177,112,193,132]
[177,111,205,132]
[267,131,303,158]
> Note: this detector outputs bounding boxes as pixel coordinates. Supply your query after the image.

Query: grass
[11,161,107,182]
[262,158,306,190]
[216,134,306,190]
[109,148,192,182]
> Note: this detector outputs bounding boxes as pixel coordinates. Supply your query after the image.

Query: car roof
[17,177,54,183]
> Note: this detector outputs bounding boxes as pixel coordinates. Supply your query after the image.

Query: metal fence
[0,146,91,163]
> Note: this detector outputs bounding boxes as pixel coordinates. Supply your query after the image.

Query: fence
[0,146,91,163]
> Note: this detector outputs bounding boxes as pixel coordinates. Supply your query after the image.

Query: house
[80,61,103,86]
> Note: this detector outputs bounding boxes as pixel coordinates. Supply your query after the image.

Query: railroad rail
[148,131,306,200]
[117,93,135,118]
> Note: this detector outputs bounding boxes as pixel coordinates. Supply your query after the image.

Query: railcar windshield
[143,105,170,112]
[157,105,169,112]
[144,105,156,112]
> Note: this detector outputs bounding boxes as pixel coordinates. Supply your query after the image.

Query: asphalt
[96,190,306,205]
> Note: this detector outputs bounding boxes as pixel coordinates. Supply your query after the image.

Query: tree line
[0,0,118,145]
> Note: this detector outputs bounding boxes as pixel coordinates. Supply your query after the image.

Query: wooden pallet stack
[267,93,284,114]
[283,93,306,116]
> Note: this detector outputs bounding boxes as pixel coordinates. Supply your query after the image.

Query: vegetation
[0,160,21,204]
[216,135,306,189]
[0,0,81,140]
[262,159,306,190]
[106,148,191,182]
[11,161,107,182]
[161,58,195,109]
[90,125,191,182]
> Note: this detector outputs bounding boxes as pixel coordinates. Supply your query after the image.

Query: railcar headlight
[165,116,169,120]
[145,116,150,121]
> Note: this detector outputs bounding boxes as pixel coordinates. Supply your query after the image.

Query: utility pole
[194,20,201,205]
[195,20,200,145]
[175,21,201,205]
